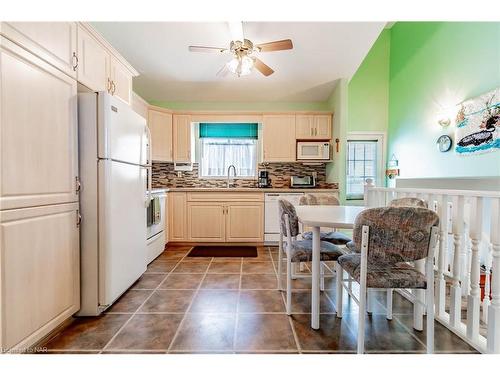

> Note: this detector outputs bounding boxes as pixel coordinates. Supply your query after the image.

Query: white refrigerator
[77,92,151,316]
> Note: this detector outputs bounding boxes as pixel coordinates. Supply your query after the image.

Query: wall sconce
[438,118,451,127]
[386,154,400,179]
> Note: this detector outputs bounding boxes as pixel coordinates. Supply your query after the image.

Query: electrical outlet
[177,171,182,178]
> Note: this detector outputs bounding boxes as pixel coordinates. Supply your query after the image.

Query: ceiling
[92,22,386,103]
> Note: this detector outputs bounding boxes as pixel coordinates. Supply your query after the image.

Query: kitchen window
[199,123,258,178]
[346,133,385,200]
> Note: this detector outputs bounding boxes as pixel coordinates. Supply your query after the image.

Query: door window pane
[346,140,378,200]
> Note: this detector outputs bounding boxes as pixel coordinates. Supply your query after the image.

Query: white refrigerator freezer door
[98,159,147,306]
[98,92,147,165]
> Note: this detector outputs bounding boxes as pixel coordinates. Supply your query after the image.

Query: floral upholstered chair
[299,194,352,245]
[278,199,345,315]
[336,206,439,353]
[389,197,428,208]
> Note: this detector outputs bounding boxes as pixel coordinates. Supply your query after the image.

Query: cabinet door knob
[111,81,116,95]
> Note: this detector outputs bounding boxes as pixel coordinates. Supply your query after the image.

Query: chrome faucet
[227,165,237,188]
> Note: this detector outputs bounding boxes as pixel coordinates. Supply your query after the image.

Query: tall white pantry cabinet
[0,29,80,352]
[0,22,138,352]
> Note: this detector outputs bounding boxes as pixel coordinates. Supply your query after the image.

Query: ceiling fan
[188,22,293,77]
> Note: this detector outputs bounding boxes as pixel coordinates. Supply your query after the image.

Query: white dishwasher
[264,192,304,243]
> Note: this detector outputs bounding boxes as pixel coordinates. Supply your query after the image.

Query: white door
[98,160,147,307]
[98,92,147,165]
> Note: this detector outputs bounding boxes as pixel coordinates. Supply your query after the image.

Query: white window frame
[346,131,386,200]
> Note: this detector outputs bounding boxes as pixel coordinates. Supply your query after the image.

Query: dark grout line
[166,254,215,353]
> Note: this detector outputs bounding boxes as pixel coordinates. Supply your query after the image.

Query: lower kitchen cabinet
[187,202,226,242]
[168,192,264,243]
[225,202,264,242]
[168,192,187,241]
[0,203,80,351]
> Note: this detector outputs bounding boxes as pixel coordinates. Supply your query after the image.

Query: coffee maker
[258,170,271,188]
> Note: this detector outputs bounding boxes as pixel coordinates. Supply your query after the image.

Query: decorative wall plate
[436,135,453,152]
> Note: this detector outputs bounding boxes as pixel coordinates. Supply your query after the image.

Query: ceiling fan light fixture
[227,54,254,77]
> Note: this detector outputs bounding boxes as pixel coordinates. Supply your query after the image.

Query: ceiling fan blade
[253,58,274,76]
[256,39,293,52]
[216,64,230,77]
[188,46,227,53]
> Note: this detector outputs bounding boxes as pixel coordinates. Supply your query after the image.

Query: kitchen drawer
[187,192,264,202]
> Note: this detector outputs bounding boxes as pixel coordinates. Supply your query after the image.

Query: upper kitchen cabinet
[314,115,332,139]
[262,115,296,162]
[0,22,77,78]
[132,92,149,119]
[295,114,332,140]
[173,114,193,162]
[109,55,133,104]
[76,24,110,92]
[148,108,173,162]
[296,115,315,139]
[0,36,78,210]
[77,24,137,104]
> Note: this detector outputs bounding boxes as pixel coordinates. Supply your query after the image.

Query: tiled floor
[39,246,478,354]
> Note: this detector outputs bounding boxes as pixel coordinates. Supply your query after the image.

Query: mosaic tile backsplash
[152,162,338,189]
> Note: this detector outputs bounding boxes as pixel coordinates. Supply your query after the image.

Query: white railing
[364,179,500,353]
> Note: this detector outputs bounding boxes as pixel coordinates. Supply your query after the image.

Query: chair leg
[426,284,434,354]
[335,262,343,318]
[292,262,298,280]
[358,285,367,354]
[367,290,373,314]
[357,225,369,354]
[386,289,393,320]
[320,262,325,291]
[426,255,435,354]
[286,256,292,315]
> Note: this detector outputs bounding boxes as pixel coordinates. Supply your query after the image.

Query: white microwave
[297,142,330,160]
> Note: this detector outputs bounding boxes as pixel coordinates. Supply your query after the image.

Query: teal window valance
[199,123,258,139]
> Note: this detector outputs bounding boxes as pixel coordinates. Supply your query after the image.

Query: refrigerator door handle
[144,125,153,207]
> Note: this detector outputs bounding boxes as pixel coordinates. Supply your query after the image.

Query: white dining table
[295,205,366,329]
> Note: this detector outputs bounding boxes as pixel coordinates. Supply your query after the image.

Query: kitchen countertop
[150,187,338,193]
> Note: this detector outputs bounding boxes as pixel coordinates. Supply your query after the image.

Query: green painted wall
[149,100,330,111]
[326,79,348,201]
[348,29,390,133]
[388,22,500,179]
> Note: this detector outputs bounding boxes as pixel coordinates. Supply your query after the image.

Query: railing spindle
[467,197,482,340]
[436,194,448,317]
[450,195,465,328]
[487,197,500,353]
[483,243,493,323]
